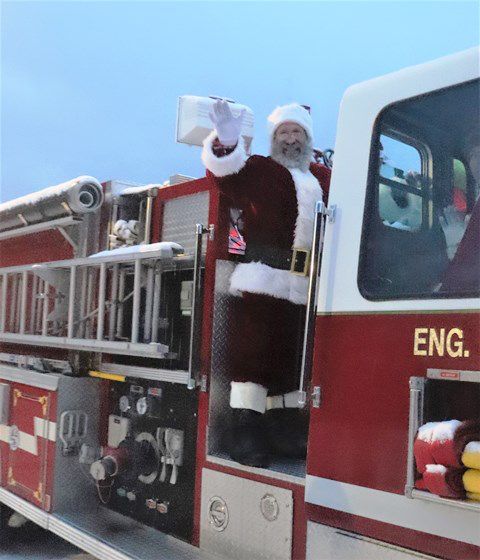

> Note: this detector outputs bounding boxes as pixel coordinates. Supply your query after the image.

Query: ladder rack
[0,246,196,358]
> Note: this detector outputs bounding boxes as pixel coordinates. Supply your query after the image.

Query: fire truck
[0,48,478,560]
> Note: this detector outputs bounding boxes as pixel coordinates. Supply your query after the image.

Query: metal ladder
[0,246,197,359]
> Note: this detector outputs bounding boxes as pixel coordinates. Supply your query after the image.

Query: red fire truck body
[0,48,478,560]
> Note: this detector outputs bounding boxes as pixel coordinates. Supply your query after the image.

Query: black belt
[244,245,311,275]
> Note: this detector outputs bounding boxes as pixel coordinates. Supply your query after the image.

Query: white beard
[270,136,313,172]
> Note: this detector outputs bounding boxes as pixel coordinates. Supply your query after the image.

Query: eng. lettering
[413,327,470,358]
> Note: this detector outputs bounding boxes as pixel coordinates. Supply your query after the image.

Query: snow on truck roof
[117,184,163,196]
[0,173,197,217]
[89,241,184,259]
[0,175,102,214]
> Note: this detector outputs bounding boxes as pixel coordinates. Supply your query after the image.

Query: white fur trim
[267,103,313,141]
[417,422,437,442]
[432,420,461,442]
[290,168,323,250]
[283,390,303,408]
[229,261,309,305]
[417,420,461,443]
[464,441,480,453]
[425,464,447,474]
[201,130,247,177]
[230,262,290,300]
[266,395,285,410]
[289,273,309,305]
[230,382,267,413]
[266,391,303,409]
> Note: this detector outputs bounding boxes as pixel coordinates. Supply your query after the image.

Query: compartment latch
[312,386,321,408]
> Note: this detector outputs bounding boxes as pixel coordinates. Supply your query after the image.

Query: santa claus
[202,100,330,467]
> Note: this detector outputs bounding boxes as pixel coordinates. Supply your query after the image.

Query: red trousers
[226,293,305,395]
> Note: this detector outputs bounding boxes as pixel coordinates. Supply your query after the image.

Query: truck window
[359,79,480,300]
[379,135,423,232]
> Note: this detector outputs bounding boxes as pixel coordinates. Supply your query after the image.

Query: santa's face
[271,121,311,171]
[275,122,307,146]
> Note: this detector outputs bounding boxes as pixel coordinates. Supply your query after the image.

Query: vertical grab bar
[143,189,158,244]
[405,377,425,498]
[297,201,334,407]
[187,224,208,390]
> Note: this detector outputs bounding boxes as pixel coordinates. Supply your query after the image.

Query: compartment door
[6,383,53,509]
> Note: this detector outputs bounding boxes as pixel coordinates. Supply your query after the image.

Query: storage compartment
[108,185,155,249]
[406,369,480,509]
[0,369,100,513]
[306,522,438,560]
[200,468,293,560]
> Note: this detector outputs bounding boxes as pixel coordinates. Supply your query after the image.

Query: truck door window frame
[358,80,480,301]
[378,129,431,232]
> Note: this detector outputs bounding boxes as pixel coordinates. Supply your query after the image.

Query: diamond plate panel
[200,468,293,560]
[161,191,210,255]
[207,262,307,480]
[208,261,237,454]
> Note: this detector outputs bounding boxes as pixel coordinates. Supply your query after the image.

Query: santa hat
[267,103,313,142]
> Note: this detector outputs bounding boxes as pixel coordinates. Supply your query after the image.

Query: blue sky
[1,1,479,202]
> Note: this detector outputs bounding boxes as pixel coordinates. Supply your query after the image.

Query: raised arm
[201,100,248,178]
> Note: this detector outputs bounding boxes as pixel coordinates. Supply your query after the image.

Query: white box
[176,95,254,152]
[108,414,130,448]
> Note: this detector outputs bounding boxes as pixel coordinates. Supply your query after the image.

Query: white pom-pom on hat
[267,103,313,142]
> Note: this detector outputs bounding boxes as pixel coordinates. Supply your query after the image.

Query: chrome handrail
[187,224,210,389]
[405,377,425,498]
[298,201,335,406]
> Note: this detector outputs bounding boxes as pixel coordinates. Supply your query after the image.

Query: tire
[0,503,13,530]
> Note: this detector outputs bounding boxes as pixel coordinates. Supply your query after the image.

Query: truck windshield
[359,79,480,300]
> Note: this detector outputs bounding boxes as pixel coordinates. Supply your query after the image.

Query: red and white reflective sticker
[440,371,460,379]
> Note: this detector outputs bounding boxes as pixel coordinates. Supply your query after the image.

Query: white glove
[209,99,245,147]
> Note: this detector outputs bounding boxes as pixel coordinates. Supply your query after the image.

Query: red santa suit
[202,103,330,414]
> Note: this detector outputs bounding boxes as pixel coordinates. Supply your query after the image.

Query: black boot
[224,409,270,468]
[264,408,309,459]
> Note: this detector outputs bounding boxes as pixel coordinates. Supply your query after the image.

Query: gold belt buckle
[290,248,311,276]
